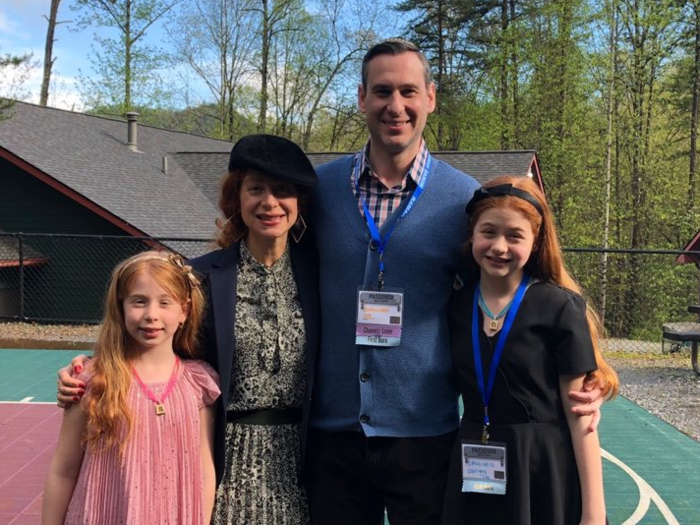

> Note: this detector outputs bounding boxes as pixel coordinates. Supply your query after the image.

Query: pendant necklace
[478,292,513,332]
[132,356,180,416]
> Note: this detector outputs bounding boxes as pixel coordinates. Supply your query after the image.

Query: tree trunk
[436,0,445,149]
[687,2,700,234]
[40,0,62,106]
[499,0,509,150]
[124,0,132,112]
[600,0,617,327]
[509,0,519,147]
[258,0,270,133]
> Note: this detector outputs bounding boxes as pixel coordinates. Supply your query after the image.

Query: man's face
[359,52,436,160]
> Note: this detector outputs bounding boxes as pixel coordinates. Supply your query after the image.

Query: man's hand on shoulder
[568,375,605,433]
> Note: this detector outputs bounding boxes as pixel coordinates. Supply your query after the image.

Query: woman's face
[239,170,299,244]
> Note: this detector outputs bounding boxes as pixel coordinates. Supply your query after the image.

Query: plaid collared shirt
[352,139,430,228]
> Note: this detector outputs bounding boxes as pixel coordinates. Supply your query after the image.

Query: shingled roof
[0,102,232,239]
[0,102,542,241]
[180,150,542,204]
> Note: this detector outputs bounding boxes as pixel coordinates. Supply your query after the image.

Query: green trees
[0,52,34,118]
[166,0,259,140]
[74,0,182,113]
[393,0,699,337]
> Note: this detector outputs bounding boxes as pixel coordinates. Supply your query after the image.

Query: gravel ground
[607,353,700,442]
[0,322,100,343]
[1,322,698,442]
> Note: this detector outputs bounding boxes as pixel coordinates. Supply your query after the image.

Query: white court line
[19,396,34,402]
[602,448,679,525]
[0,405,684,523]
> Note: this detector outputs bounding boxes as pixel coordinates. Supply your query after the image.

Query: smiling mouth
[258,214,285,225]
[383,119,409,127]
[140,328,162,337]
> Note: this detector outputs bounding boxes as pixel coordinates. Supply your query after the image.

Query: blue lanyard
[355,154,432,289]
[471,273,530,444]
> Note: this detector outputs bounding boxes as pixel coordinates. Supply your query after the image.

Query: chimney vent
[162,156,168,174]
[126,112,139,151]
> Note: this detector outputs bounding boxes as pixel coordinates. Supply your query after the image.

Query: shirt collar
[239,237,291,276]
[355,138,430,189]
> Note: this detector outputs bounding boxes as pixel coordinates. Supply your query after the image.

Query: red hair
[214,168,313,248]
[82,251,205,453]
[466,176,619,398]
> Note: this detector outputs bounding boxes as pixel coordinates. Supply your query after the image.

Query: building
[0,101,542,323]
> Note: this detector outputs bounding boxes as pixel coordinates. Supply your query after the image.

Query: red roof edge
[0,257,50,268]
[678,229,700,265]
[0,147,147,237]
[526,153,545,197]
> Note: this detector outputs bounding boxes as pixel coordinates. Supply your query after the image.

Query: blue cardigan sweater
[311,154,480,437]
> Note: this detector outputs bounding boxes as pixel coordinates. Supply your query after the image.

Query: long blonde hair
[82,251,205,453]
[466,176,619,398]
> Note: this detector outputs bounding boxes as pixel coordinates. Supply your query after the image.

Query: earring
[291,214,307,244]
[178,321,184,328]
[229,214,246,243]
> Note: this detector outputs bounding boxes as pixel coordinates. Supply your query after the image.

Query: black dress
[442,281,598,525]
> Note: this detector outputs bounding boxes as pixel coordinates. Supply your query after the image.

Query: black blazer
[189,240,320,484]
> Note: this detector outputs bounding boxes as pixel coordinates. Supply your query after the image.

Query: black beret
[228,134,318,188]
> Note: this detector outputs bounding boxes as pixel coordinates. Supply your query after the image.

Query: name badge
[461,440,507,495]
[355,289,403,347]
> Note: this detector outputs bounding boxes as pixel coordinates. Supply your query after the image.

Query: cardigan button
[369,240,378,251]
[359,414,370,424]
[360,372,370,382]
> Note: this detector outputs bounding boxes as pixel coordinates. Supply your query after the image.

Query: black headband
[465,184,544,217]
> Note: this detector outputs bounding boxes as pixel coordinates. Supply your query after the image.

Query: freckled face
[123,271,187,354]
[471,207,535,281]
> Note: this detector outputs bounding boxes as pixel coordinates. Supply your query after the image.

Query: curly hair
[214,168,313,249]
[82,251,205,454]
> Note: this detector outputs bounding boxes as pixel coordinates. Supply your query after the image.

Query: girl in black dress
[442,176,619,525]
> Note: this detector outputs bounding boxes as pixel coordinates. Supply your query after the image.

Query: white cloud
[0,51,85,111]
[44,75,85,111]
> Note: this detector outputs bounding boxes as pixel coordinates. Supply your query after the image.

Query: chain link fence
[564,248,700,355]
[0,233,214,324]
[1,233,699,355]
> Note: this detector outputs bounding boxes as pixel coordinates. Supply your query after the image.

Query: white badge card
[461,441,507,495]
[355,290,403,347]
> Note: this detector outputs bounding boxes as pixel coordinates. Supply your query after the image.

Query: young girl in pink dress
[41,251,220,525]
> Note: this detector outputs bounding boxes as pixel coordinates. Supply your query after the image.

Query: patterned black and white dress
[212,241,309,525]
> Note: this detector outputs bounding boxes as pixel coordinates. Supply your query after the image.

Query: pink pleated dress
[64,359,220,524]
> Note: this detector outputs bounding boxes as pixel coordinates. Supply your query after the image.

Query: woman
[190,134,319,524]
[58,134,319,524]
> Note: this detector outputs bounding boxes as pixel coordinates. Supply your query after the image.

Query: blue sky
[0,0,169,110]
[0,0,406,112]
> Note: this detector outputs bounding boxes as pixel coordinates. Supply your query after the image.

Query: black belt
[226,408,302,425]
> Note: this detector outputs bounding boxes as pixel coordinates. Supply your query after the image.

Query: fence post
[18,233,24,321]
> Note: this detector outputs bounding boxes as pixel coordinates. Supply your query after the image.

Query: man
[306,39,603,525]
